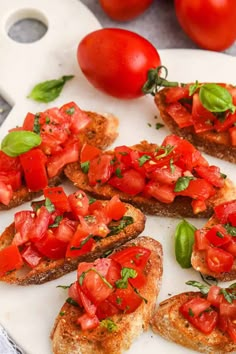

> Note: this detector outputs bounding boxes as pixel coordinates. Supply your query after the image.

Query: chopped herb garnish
[170,158,175,174]
[174,176,194,192]
[80,161,90,174]
[59,311,65,316]
[66,297,79,307]
[33,113,41,134]
[115,267,137,289]
[70,234,94,250]
[45,198,55,213]
[49,215,63,228]
[57,284,72,289]
[115,168,123,178]
[79,268,113,289]
[138,154,151,166]
[186,280,210,295]
[216,231,224,238]
[66,107,75,115]
[188,308,194,317]
[224,224,236,236]
[108,216,133,236]
[100,319,118,332]
[155,122,164,130]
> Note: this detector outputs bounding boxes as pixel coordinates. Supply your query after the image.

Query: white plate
[0,1,236,353]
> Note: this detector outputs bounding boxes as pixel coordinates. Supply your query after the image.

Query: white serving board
[0,1,236,353]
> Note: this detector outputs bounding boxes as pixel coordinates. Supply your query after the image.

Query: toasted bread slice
[151,291,236,353]
[0,202,145,285]
[155,88,236,163]
[51,236,163,354]
[65,140,236,219]
[191,214,236,281]
[0,111,119,211]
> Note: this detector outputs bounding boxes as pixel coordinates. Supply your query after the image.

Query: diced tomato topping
[229,126,236,146]
[143,180,175,203]
[180,297,218,334]
[20,148,48,191]
[164,85,190,103]
[104,195,126,221]
[35,229,68,260]
[149,165,182,185]
[13,211,35,246]
[108,283,143,313]
[194,229,210,251]
[192,93,216,133]
[194,165,225,188]
[206,246,234,273]
[59,101,92,134]
[88,154,114,186]
[191,199,207,214]
[96,299,120,320]
[22,112,35,131]
[205,224,231,247]
[66,227,94,258]
[207,285,225,308]
[43,187,71,213]
[21,244,42,268]
[228,212,236,227]
[54,218,77,243]
[176,178,215,201]
[80,142,101,163]
[29,206,52,242]
[0,245,23,276]
[68,190,89,218]
[108,169,145,196]
[0,181,13,205]
[165,102,193,128]
[0,171,22,191]
[214,112,236,132]
[214,200,236,224]
[77,313,100,331]
[47,140,80,178]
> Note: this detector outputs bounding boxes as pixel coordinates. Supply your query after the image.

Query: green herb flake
[216,231,224,238]
[186,280,210,296]
[115,267,137,289]
[27,75,74,103]
[65,107,75,115]
[49,215,63,228]
[66,297,79,307]
[174,176,193,192]
[100,319,118,332]
[224,224,236,236]
[1,130,42,157]
[59,311,65,316]
[155,122,164,130]
[115,168,123,178]
[33,113,41,134]
[188,308,194,317]
[80,161,90,174]
[108,216,133,236]
[138,154,151,166]
[45,198,56,213]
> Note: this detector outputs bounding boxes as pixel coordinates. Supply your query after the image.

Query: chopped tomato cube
[194,229,210,250]
[214,112,236,132]
[47,140,80,178]
[192,93,216,133]
[0,245,23,276]
[21,244,42,268]
[54,218,77,243]
[191,199,207,214]
[43,187,71,213]
[66,227,95,258]
[175,178,215,201]
[194,165,225,188]
[80,142,101,163]
[0,181,13,205]
[0,171,22,191]
[35,229,68,260]
[77,313,99,331]
[214,200,236,224]
[165,102,193,128]
[20,148,48,191]
[143,181,175,203]
[164,85,190,103]
[60,101,92,134]
[68,190,89,218]
[88,154,114,186]
[22,112,35,131]
[229,126,236,146]
[206,246,234,273]
[108,169,145,196]
[205,224,231,247]
[105,195,126,221]
[29,206,52,242]
[108,283,142,313]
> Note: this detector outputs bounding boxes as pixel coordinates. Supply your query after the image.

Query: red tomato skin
[0,245,23,276]
[77,28,161,99]
[43,187,71,213]
[174,0,236,51]
[99,0,153,21]
[206,247,234,273]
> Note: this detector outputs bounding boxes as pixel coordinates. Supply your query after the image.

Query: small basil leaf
[186,280,210,295]
[1,130,41,157]
[138,154,151,166]
[199,83,236,113]
[174,176,193,192]
[189,81,200,96]
[28,75,74,103]
[174,219,196,268]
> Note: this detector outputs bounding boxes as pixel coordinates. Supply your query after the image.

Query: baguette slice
[0,111,119,211]
[0,202,145,285]
[51,236,163,354]
[65,140,236,219]
[151,291,236,354]
[154,88,236,163]
[191,214,236,282]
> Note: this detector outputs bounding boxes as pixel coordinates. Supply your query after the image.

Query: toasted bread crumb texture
[151,292,236,353]
[51,236,163,354]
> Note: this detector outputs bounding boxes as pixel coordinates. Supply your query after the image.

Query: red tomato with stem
[99,0,153,21]
[77,28,161,99]
[174,0,236,51]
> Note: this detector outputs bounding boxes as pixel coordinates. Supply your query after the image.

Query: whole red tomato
[174,0,236,51]
[77,28,161,99]
[99,0,153,21]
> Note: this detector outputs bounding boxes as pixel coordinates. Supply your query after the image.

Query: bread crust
[51,236,163,354]
[155,88,236,163]
[0,111,119,211]
[151,291,236,353]
[64,141,236,219]
[0,202,145,285]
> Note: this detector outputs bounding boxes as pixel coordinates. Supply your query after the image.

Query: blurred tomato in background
[174,0,236,51]
[99,0,154,21]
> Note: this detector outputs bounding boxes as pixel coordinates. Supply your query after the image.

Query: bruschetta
[51,236,163,354]
[0,187,145,285]
[191,199,236,281]
[151,281,236,353]
[64,134,236,218]
[154,82,236,163]
[0,101,118,210]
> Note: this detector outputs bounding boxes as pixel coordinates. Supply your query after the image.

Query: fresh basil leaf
[28,75,74,103]
[175,220,196,269]
[199,83,236,113]
[186,280,210,295]
[174,176,193,192]
[189,81,200,96]
[1,130,41,157]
